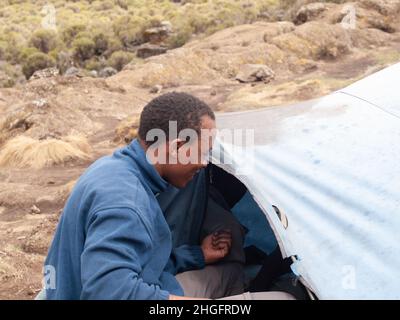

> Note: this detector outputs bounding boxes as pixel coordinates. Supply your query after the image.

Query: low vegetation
[0,0,281,87]
[0,135,91,169]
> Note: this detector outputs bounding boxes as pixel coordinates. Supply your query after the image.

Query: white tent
[213,63,400,299]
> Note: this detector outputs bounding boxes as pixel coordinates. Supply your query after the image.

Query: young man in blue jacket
[42,92,233,300]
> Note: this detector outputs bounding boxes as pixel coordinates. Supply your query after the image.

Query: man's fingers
[212,235,231,246]
[212,235,231,243]
[212,240,231,250]
[212,233,232,241]
[212,232,231,241]
[212,237,231,245]
[213,230,231,237]
[219,246,229,257]
[212,240,232,251]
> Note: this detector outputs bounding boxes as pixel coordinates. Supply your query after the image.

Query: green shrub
[93,33,109,55]
[115,0,128,10]
[0,62,24,88]
[62,23,86,46]
[166,27,193,49]
[72,37,95,62]
[48,47,62,62]
[93,0,114,11]
[113,15,147,47]
[22,52,55,79]
[104,38,123,58]
[84,57,107,71]
[29,29,58,53]
[0,31,26,64]
[56,51,74,75]
[107,50,134,71]
[18,46,40,64]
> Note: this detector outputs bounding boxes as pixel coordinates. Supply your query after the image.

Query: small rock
[35,195,57,208]
[32,98,48,108]
[64,67,82,77]
[149,84,163,94]
[294,3,326,25]
[98,67,118,78]
[27,289,37,296]
[210,89,217,96]
[89,70,98,78]
[30,205,41,215]
[30,67,59,80]
[136,44,168,59]
[235,64,275,83]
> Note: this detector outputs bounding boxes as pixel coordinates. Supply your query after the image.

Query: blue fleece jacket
[44,139,205,300]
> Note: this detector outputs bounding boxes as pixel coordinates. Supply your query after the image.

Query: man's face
[163,115,216,188]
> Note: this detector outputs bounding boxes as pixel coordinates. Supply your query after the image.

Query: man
[43,92,235,300]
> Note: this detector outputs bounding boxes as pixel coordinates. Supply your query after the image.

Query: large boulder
[235,64,275,83]
[294,2,328,25]
[136,43,168,59]
[143,21,173,44]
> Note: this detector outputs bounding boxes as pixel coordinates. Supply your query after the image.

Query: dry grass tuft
[0,135,91,169]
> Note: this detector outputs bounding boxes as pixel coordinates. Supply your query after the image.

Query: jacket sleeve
[80,207,170,300]
[167,245,205,275]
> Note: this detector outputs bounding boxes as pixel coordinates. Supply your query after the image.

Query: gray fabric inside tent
[158,165,277,253]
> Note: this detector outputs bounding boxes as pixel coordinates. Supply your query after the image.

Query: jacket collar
[126,139,169,195]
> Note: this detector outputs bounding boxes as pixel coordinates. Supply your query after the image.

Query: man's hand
[201,229,232,264]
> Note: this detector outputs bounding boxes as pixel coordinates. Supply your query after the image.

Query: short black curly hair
[138,92,215,145]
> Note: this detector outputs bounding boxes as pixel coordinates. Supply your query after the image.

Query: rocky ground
[0,0,400,299]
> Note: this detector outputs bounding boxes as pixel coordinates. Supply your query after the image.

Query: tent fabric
[213,63,400,299]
